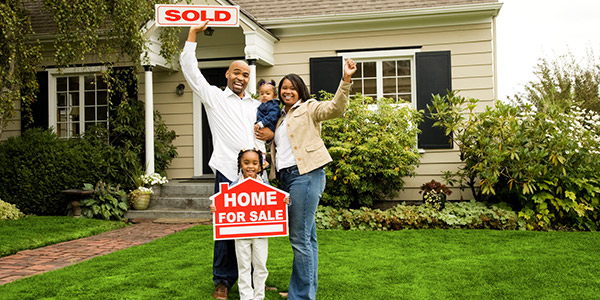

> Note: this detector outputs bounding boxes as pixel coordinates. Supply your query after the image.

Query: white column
[144,65,155,175]
[248,59,257,95]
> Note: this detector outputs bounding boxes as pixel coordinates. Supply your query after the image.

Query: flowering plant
[130,173,168,196]
[419,179,452,196]
[420,180,452,210]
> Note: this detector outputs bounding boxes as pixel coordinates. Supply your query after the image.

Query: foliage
[80,182,128,221]
[512,52,600,114]
[130,172,168,196]
[428,91,600,230]
[0,128,113,215]
[0,199,25,220]
[2,0,185,133]
[321,93,422,208]
[41,0,181,68]
[315,201,519,231]
[420,179,452,210]
[84,95,178,190]
[0,216,127,257]
[0,0,42,136]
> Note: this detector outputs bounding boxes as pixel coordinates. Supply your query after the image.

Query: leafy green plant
[80,182,128,221]
[512,52,600,114]
[0,128,114,215]
[0,0,42,135]
[315,201,519,231]
[321,93,422,208]
[428,91,600,230]
[0,199,25,220]
[420,180,452,210]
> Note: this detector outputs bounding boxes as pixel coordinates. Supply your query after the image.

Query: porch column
[247,59,257,95]
[143,65,155,175]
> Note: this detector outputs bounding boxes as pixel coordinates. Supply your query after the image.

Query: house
[5,0,502,204]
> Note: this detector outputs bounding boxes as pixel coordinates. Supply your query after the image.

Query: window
[48,67,109,138]
[339,49,419,105]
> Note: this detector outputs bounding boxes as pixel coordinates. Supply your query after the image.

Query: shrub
[80,182,128,221]
[315,201,519,231]
[0,128,112,215]
[428,91,600,230]
[0,96,178,216]
[321,93,422,208]
[0,199,25,220]
[512,52,600,114]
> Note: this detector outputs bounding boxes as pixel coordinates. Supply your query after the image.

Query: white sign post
[155,4,240,27]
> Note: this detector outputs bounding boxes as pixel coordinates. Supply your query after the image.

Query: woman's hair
[257,79,277,95]
[278,74,311,102]
[237,149,264,176]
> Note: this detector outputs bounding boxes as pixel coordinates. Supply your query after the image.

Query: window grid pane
[55,76,80,137]
[55,74,110,137]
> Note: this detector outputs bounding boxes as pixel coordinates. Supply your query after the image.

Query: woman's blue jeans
[280,166,326,300]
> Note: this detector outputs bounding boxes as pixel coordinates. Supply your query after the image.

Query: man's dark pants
[213,171,238,288]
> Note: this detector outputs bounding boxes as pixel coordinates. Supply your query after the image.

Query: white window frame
[47,66,108,138]
[338,49,420,109]
[339,49,424,153]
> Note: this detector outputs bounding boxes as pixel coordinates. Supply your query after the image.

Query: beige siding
[254,21,495,201]
[141,69,196,179]
[1,101,21,141]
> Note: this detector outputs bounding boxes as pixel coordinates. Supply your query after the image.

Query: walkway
[0,218,210,285]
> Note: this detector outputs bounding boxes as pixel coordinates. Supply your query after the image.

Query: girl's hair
[278,74,311,102]
[237,149,264,176]
[257,79,277,95]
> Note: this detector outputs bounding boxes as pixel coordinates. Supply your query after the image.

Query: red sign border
[155,4,240,27]
[211,178,289,240]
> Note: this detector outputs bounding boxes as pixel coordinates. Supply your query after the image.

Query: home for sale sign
[155,4,239,27]
[211,178,289,240]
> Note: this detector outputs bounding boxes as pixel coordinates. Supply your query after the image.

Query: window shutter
[309,56,343,100]
[22,71,49,130]
[416,51,452,149]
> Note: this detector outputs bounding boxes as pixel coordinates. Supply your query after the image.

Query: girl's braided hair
[237,148,264,176]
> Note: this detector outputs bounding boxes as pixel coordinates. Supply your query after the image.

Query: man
[180,21,274,300]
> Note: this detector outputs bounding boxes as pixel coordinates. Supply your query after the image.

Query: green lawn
[0,216,127,257]
[1,225,599,299]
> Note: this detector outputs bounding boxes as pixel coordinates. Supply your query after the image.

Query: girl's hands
[343,58,357,82]
[284,196,290,205]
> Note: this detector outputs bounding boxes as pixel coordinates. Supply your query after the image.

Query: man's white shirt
[180,41,261,181]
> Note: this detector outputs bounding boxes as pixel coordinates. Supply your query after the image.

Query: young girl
[211,149,289,300]
[254,80,281,161]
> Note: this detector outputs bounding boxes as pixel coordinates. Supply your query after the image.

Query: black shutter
[309,56,343,100]
[22,71,49,130]
[416,51,452,149]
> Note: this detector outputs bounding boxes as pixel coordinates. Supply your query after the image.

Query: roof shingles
[230,0,498,21]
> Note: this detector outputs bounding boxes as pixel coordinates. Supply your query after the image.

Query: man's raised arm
[180,21,218,107]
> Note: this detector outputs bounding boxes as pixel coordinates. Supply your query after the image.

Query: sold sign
[155,5,239,27]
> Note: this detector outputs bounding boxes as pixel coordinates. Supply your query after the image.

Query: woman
[269,59,357,300]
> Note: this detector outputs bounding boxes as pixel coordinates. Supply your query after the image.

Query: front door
[197,67,228,175]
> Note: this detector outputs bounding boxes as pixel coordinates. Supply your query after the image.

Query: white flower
[140,173,169,187]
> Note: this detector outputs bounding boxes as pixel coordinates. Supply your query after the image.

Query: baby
[254,79,281,167]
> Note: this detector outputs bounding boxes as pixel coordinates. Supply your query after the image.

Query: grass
[1,225,599,299]
[0,216,127,257]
